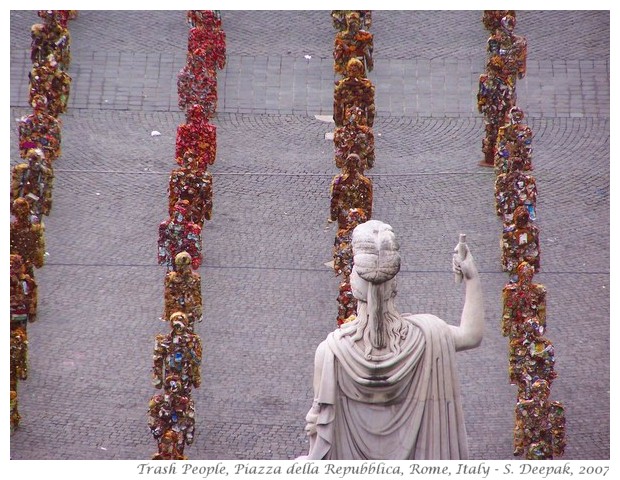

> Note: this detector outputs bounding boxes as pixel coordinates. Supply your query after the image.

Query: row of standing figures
[328,11,376,327]
[479,10,565,460]
[10,10,77,433]
[149,10,226,461]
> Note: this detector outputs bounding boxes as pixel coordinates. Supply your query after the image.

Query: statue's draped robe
[303,314,468,459]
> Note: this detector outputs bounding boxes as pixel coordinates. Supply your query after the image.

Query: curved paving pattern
[8,10,609,461]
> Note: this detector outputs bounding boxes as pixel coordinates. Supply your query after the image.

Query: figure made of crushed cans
[333,208,369,279]
[158,200,202,272]
[329,153,373,230]
[501,205,540,278]
[486,15,527,87]
[513,379,565,459]
[508,316,556,397]
[148,373,196,460]
[11,254,38,325]
[495,106,533,175]
[334,11,373,76]
[153,312,202,393]
[29,55,71,117]
[176,104,217,167]
[501,262,546,338]
[495,155,537,224]
[334,105,375,169]
[31,16,71,71]
[18,94,62,162]
[11,148,55,221]
[477,55,515,167]
[168,152,213,229]
[332,10,372,31]
[334,58,375,128]
[163,252,203,331]
[482,10,516,33]
[177,50,218,117]
[187,25,226,72]
[10,197,46,277]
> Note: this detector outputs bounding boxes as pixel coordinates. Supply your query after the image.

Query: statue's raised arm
[450,234,485,351]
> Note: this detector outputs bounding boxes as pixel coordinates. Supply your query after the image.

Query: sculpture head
[163,374,182,394]
[530,378,550,399]
[349,220,407,356]
[31,94,48,111]
[344,153,363,172]
[346,58,365,78]
[508,106,524,124]
[174,251,192,272]
[26,148,46,168]
[189,10,222,29]
[187,104,205,123]
[170,311,189,333]
[516,261,535,284]
[31,23,45,38]
[11,198,31,221]
[346,11,361,34]
[181,150,198,168]
[501,14,516,33]
[173,200,190,222]
[522,316,545,338]
[344,208,368,230]
[513,205,530,227]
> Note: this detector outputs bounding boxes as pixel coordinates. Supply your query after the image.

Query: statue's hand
[452,243,478,281]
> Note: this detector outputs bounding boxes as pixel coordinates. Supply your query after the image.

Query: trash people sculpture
[334,58,375,128]
[152,312,202,393]
[10,197,46,277]
[11,148,55,221]
[334,105,375,169]
[477,55,515,167]
[329,153,373,230]
[300,220,485,459]
[334,11,373,76]
[163,252,203,331]
[158,200,202,272]
[18,94,62,162]
[148,374,196,460]
[168,151,213,229]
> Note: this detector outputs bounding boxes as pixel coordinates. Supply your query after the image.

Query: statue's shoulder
[401,312,449,332]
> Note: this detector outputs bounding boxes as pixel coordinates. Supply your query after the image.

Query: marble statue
[300,220,485,459]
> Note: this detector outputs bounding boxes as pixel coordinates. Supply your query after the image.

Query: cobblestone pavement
[8,10,610,462]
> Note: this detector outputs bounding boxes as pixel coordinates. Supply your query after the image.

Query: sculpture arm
[305,340,328,437]
[450,243,485,351]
